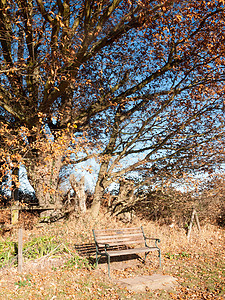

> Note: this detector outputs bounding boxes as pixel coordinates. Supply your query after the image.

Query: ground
[0,209,224,299]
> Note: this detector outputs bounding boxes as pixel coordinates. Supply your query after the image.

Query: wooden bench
[92,226,161,278]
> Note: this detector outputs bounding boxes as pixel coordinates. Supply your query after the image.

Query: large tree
[0,0,224,217]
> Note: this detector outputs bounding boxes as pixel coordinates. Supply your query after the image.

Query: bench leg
[145,251,161,268]
[144,252,148,262]
[107,255,111,279]
[95,252,98,267]
[158,249,161,268]
[144,251,152,264]
[95,254,102,268]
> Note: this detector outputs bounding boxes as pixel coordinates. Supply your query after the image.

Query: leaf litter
[0,210,224,299]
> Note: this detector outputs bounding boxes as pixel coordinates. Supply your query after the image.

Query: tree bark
[91,160,110,218]
[111,179,135,222]
[91,181,104,218]
[69,174,87,214]
[26,154,63,219]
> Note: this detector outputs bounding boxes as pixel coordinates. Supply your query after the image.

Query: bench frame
[92,226,161,278]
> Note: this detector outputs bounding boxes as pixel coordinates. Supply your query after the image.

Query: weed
[15,276,32,288]
[180,251,191,258]
[23,236,59,259]
[0,236,62,268]
[165,251,191,260]
[0,239,17,268]
[63,254,90,270]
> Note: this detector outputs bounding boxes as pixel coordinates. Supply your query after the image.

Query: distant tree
[196,174,225,226]
[0,0,224,218]
[88,90,225,216]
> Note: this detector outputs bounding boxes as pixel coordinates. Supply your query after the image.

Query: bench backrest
[93,227,146,247]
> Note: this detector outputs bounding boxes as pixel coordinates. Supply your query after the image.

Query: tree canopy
[0,0,225,217]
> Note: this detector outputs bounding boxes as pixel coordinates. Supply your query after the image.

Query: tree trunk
[69,175,87,214]
[91,161,109,218]
[111,179,135,222]
[77,176,87,213]
[91,182,104,218]
[26,154,63,220]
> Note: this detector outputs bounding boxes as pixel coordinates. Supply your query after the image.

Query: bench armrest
[145,237,160,243]
[97,242,110,247]
[96,242,110,252]
[145,237,160,248]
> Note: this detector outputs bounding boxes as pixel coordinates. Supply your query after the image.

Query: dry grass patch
[0,209,224,299]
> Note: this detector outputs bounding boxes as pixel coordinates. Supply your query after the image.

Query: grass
[0,239,16,267]
[0,236,61,268]
[0,234,91,278]
[0,209,224,299]
[167,253,225,298]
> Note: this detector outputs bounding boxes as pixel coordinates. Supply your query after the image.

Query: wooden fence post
[18,228,23,273]
[11,205,19,225]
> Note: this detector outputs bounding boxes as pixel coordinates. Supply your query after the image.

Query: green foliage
[0,239,17,267]
[165,252,191,260]
[0,236,60,268]
[0,235,91,272]
[63,255,91,270]
[23,236,59,259]
[15,275,32,288]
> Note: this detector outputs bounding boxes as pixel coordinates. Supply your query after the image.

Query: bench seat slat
[95,235,144,243]
[94,229,146,247]
[96,239,145,245]
[97,239,145,247]
[107,247,159,256]
[95,232,143,238]
[94,227,141,233]
[96,237,144,242]
[95,231,144,237]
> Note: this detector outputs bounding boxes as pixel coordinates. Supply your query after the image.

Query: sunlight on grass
[0,211,224,299]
